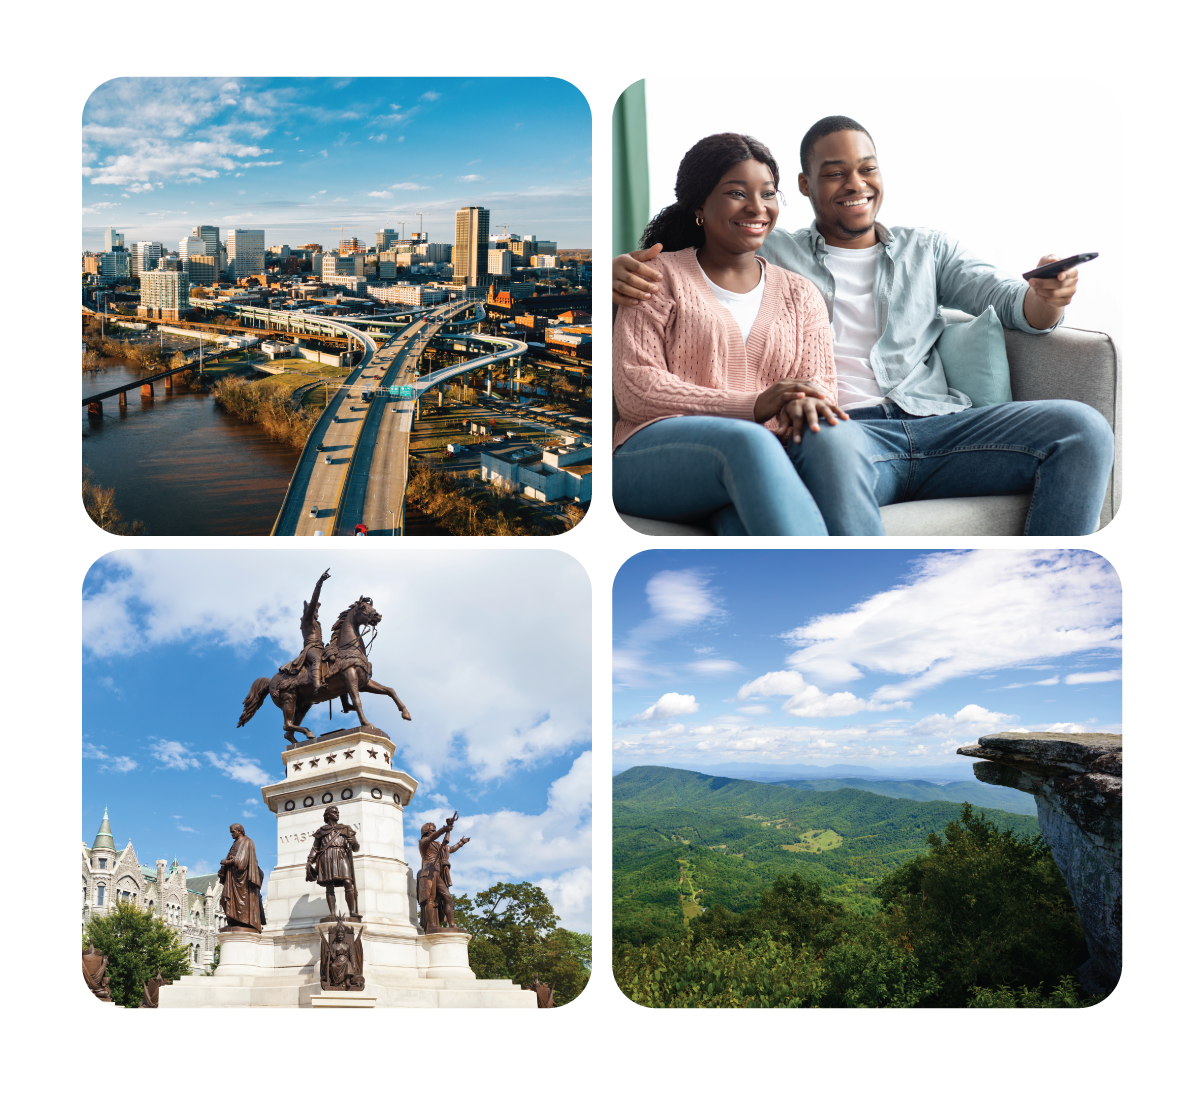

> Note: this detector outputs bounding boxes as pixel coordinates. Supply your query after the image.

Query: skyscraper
[454,207,490,287]
[191,225,220,259]
[133,241,162,273]
[180,236,217,286]
[377,227,399,251]
[227,229,265,279]
[103,227,124,252]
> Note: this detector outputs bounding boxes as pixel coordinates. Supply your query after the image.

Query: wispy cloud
[204,743,274,786]
[782,550,1121,699]
[457,174,483,182]
[149,739,200,770]
[84,741,138,773]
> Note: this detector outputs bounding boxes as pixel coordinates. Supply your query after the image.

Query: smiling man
[614,116,1115,535]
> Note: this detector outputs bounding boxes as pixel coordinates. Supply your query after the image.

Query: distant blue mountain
[619,758,974,786]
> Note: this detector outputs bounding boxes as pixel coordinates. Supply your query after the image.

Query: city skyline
[82,77,592,254]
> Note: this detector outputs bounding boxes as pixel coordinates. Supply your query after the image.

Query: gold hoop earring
[695,215,704,226]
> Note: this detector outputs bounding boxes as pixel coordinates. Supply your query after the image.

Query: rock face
[958,732,1121,996]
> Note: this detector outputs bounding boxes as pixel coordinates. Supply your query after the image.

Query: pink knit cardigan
[613,248,836,451]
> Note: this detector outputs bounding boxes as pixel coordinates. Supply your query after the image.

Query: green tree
[453,883,590,1004]
[83,467,146,535]
[877,804,1088,1006]
[83,901,192,1007]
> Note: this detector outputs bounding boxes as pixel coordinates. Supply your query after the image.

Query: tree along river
[82,362,298,535]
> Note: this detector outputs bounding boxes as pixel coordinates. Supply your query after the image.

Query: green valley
[612,766,1093,1009]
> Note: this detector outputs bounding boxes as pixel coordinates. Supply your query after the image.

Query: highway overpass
[270,301,525,536]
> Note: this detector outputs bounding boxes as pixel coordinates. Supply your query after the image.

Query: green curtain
[612,79,649,257]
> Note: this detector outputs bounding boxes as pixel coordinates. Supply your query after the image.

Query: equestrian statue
[237,569,412,742]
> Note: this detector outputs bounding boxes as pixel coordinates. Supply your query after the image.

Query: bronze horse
[238,594,412,742]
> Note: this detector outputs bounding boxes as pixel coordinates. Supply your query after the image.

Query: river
[82,362,298,535]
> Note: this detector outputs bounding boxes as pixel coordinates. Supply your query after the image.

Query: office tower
[454,206,490,287]
[418,242,451,264]
[227,229,265,279]
[180,236,216,285]
[191,225,221,259]
[535,240,557,255]
[132,241,162,272]
[103,227,124,252]
[377,227,399,251]
[487,248,512,276]
[98,251,132,282]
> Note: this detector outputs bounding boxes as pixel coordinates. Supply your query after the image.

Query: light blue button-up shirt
[758,222,1059,415]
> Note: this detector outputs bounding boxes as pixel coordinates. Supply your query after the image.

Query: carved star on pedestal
[309,759,320,768]
[383,752,390,763]
[293,763,302,772]
[326,755,337,764]
[367,749,378,759]
[343,750,355,759]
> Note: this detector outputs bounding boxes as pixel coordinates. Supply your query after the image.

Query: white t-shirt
[698,253,765,343]
[824,242,885,408]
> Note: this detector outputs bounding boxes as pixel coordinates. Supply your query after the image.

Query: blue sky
[83,549,592,931]
[613,550,1121,777]
[82,77,591,252]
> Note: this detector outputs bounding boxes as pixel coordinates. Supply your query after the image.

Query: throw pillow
[936,305,1012,407]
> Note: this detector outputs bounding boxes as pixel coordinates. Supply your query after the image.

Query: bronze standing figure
[417,812,471,933]
[82,946,112,1001]
[237,570,413,743]
[140,969,166,1008]
[218,823,266,932]
[306,806,361,920]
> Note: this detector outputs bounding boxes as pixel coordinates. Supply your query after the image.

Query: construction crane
[333,225,361,253]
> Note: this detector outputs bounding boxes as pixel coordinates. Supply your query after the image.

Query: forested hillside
[613,767,1094,1008]
[614,766,1040,946]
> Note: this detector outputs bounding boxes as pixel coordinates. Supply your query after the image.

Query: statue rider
[280,569,330,692]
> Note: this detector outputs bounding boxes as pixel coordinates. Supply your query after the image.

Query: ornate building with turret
[82,809,227,968]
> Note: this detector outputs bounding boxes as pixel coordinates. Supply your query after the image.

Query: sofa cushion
[937,305,1012,407]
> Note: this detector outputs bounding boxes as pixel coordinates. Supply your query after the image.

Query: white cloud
[190,859,214,874]
[177,825,197,833]
[203,743,274,785]
[393,181,426,190]
[738,705,770,716]
[84,741,139,773]
[149,739,201,770]
[782,550,1121,699]
[367,190,392,198]
[736,669,909,718]
[1065,670,1121,685]
[457,174,483,182]
[688,659,743,676]
[630,693,700,722]
[420,91,441,102]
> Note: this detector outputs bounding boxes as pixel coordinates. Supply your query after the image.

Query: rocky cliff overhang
[958,732,1122,997]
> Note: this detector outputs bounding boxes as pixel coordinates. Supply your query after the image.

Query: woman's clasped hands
[754,377,849,444]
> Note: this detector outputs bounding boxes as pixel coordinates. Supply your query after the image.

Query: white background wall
[644,80,1121,343]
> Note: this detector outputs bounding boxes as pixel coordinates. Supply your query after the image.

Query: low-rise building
[479,441,592,502]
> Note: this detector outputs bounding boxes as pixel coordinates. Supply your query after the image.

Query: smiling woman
[612,133,857,536]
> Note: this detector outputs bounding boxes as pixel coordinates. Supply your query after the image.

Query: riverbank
[83,466,145,534]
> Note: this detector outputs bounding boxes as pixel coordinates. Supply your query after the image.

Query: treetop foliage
[83,901,192,1008]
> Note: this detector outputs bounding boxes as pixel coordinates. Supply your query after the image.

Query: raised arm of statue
[302,569,332,634]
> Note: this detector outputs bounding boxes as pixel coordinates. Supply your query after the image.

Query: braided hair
[639,133,781,253]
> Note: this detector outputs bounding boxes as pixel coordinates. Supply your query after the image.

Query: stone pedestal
[958,732,1122,996]
[160,728,535,1009]
[422,930,473,980]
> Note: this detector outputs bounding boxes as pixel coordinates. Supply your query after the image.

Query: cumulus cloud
[782,550,1121,699]
[629,693,700,722]
[736,670,909,718]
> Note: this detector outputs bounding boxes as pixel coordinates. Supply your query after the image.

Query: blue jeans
[609,398,1113,537]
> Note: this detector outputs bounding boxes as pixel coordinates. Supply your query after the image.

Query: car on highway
[309,506,318,518]
[324,456,332,464]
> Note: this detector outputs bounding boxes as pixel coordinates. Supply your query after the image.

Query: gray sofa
[617,310,1121,536]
